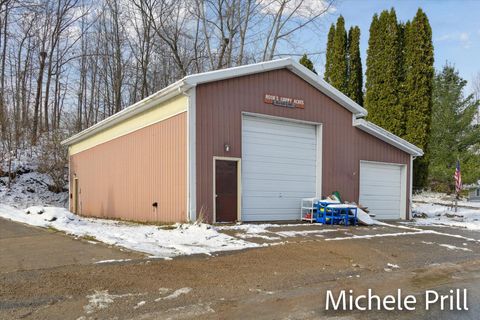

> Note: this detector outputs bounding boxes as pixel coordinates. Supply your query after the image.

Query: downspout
[410,155,417,219]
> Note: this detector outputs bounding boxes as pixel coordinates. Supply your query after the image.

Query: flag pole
[454,159,460,213]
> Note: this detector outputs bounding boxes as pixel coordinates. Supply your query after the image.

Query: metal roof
[62,57,422,156]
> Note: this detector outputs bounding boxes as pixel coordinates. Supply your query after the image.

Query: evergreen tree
[402,8,434,189]
[428,65,480,192]
[365,9,403,136]
[365,13,380,120]
[324,24,335,83]
[397,21,409,124]
[299,54,317,74]
[347,26,363,105]
[330,16,348,92]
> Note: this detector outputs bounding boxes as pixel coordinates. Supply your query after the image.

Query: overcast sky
[294,0,480,94]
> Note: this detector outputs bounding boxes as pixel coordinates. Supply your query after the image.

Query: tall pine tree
[347,26,363,105]
[402,9,434,189]
[330,16,348,92]
[429,65,480,192]
[365,9,403,136]
[324,24,336,83]
[299,54,317,74]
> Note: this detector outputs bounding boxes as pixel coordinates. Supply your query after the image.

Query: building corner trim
[186,87,197,222]
[409,155,414,220]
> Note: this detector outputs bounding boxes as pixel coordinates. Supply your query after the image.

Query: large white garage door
[242,115,317,221]
[359,162,405,220]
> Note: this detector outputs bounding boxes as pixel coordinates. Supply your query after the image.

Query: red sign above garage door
[264,94,304,109]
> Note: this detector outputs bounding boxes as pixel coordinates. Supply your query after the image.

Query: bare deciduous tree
[1,0,335,189]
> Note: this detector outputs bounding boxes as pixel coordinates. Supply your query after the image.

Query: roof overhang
[61,80,193,146]
[64,58,426,158]
[353,118,424,157]
[62,58,369,147]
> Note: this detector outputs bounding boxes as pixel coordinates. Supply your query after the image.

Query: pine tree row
[323,9,434,189]
[324,16,363,106]
[366,8,434,189]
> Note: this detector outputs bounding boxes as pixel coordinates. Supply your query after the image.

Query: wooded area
[0,0,333,190]
[0,0,333,144]
[1,1,479,195]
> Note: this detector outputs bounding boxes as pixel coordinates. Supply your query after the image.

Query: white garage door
[359,162,405,220]
[242,115,317,221]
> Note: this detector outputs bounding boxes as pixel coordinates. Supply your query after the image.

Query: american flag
[454,160,462,194]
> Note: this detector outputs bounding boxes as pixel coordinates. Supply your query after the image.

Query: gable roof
[62,57,422,157]
[183,57,368,116]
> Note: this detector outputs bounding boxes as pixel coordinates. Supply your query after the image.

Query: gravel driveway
[1,218,480,319]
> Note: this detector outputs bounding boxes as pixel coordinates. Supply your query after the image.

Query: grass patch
[77,212,178,227]
[80,234,98,242]
[46,226,59,233]
[158,225,178,230]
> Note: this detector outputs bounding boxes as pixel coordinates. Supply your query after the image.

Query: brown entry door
[215,160,238,222]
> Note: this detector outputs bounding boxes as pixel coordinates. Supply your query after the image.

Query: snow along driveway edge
[0,204,260,259]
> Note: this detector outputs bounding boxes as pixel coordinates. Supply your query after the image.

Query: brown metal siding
[70,112,187,223]
[196,68,411,222]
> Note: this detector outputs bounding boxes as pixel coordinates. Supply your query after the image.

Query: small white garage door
[242,115,317,221]
[359,161,405,220]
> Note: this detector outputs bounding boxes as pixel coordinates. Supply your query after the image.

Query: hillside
[0,147,68,209]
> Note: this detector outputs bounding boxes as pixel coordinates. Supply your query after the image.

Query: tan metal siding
[196,69,410,222]
[70,112,187,223]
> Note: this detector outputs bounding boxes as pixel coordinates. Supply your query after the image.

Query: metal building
[62,58,423,223]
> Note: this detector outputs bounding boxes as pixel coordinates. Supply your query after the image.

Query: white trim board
[316,124,323,198]
[187,87,197,222]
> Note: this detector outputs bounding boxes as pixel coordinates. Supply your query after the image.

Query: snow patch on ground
[411,201,480,230]
[0,148,68,208]
[325,230,435,241]
[384,262,400,272]
[414,192,480,209]
[438,244,472,252]
[0,205,259,258]
[155,287,192,301]
[0,171,68,208]
[249,288,275,295]
[84,290,138,314]
[134,301,146,309]
[421,241,435,245]
[95,259,132,264]
[218,223,340,241]
[229,224,282,241]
